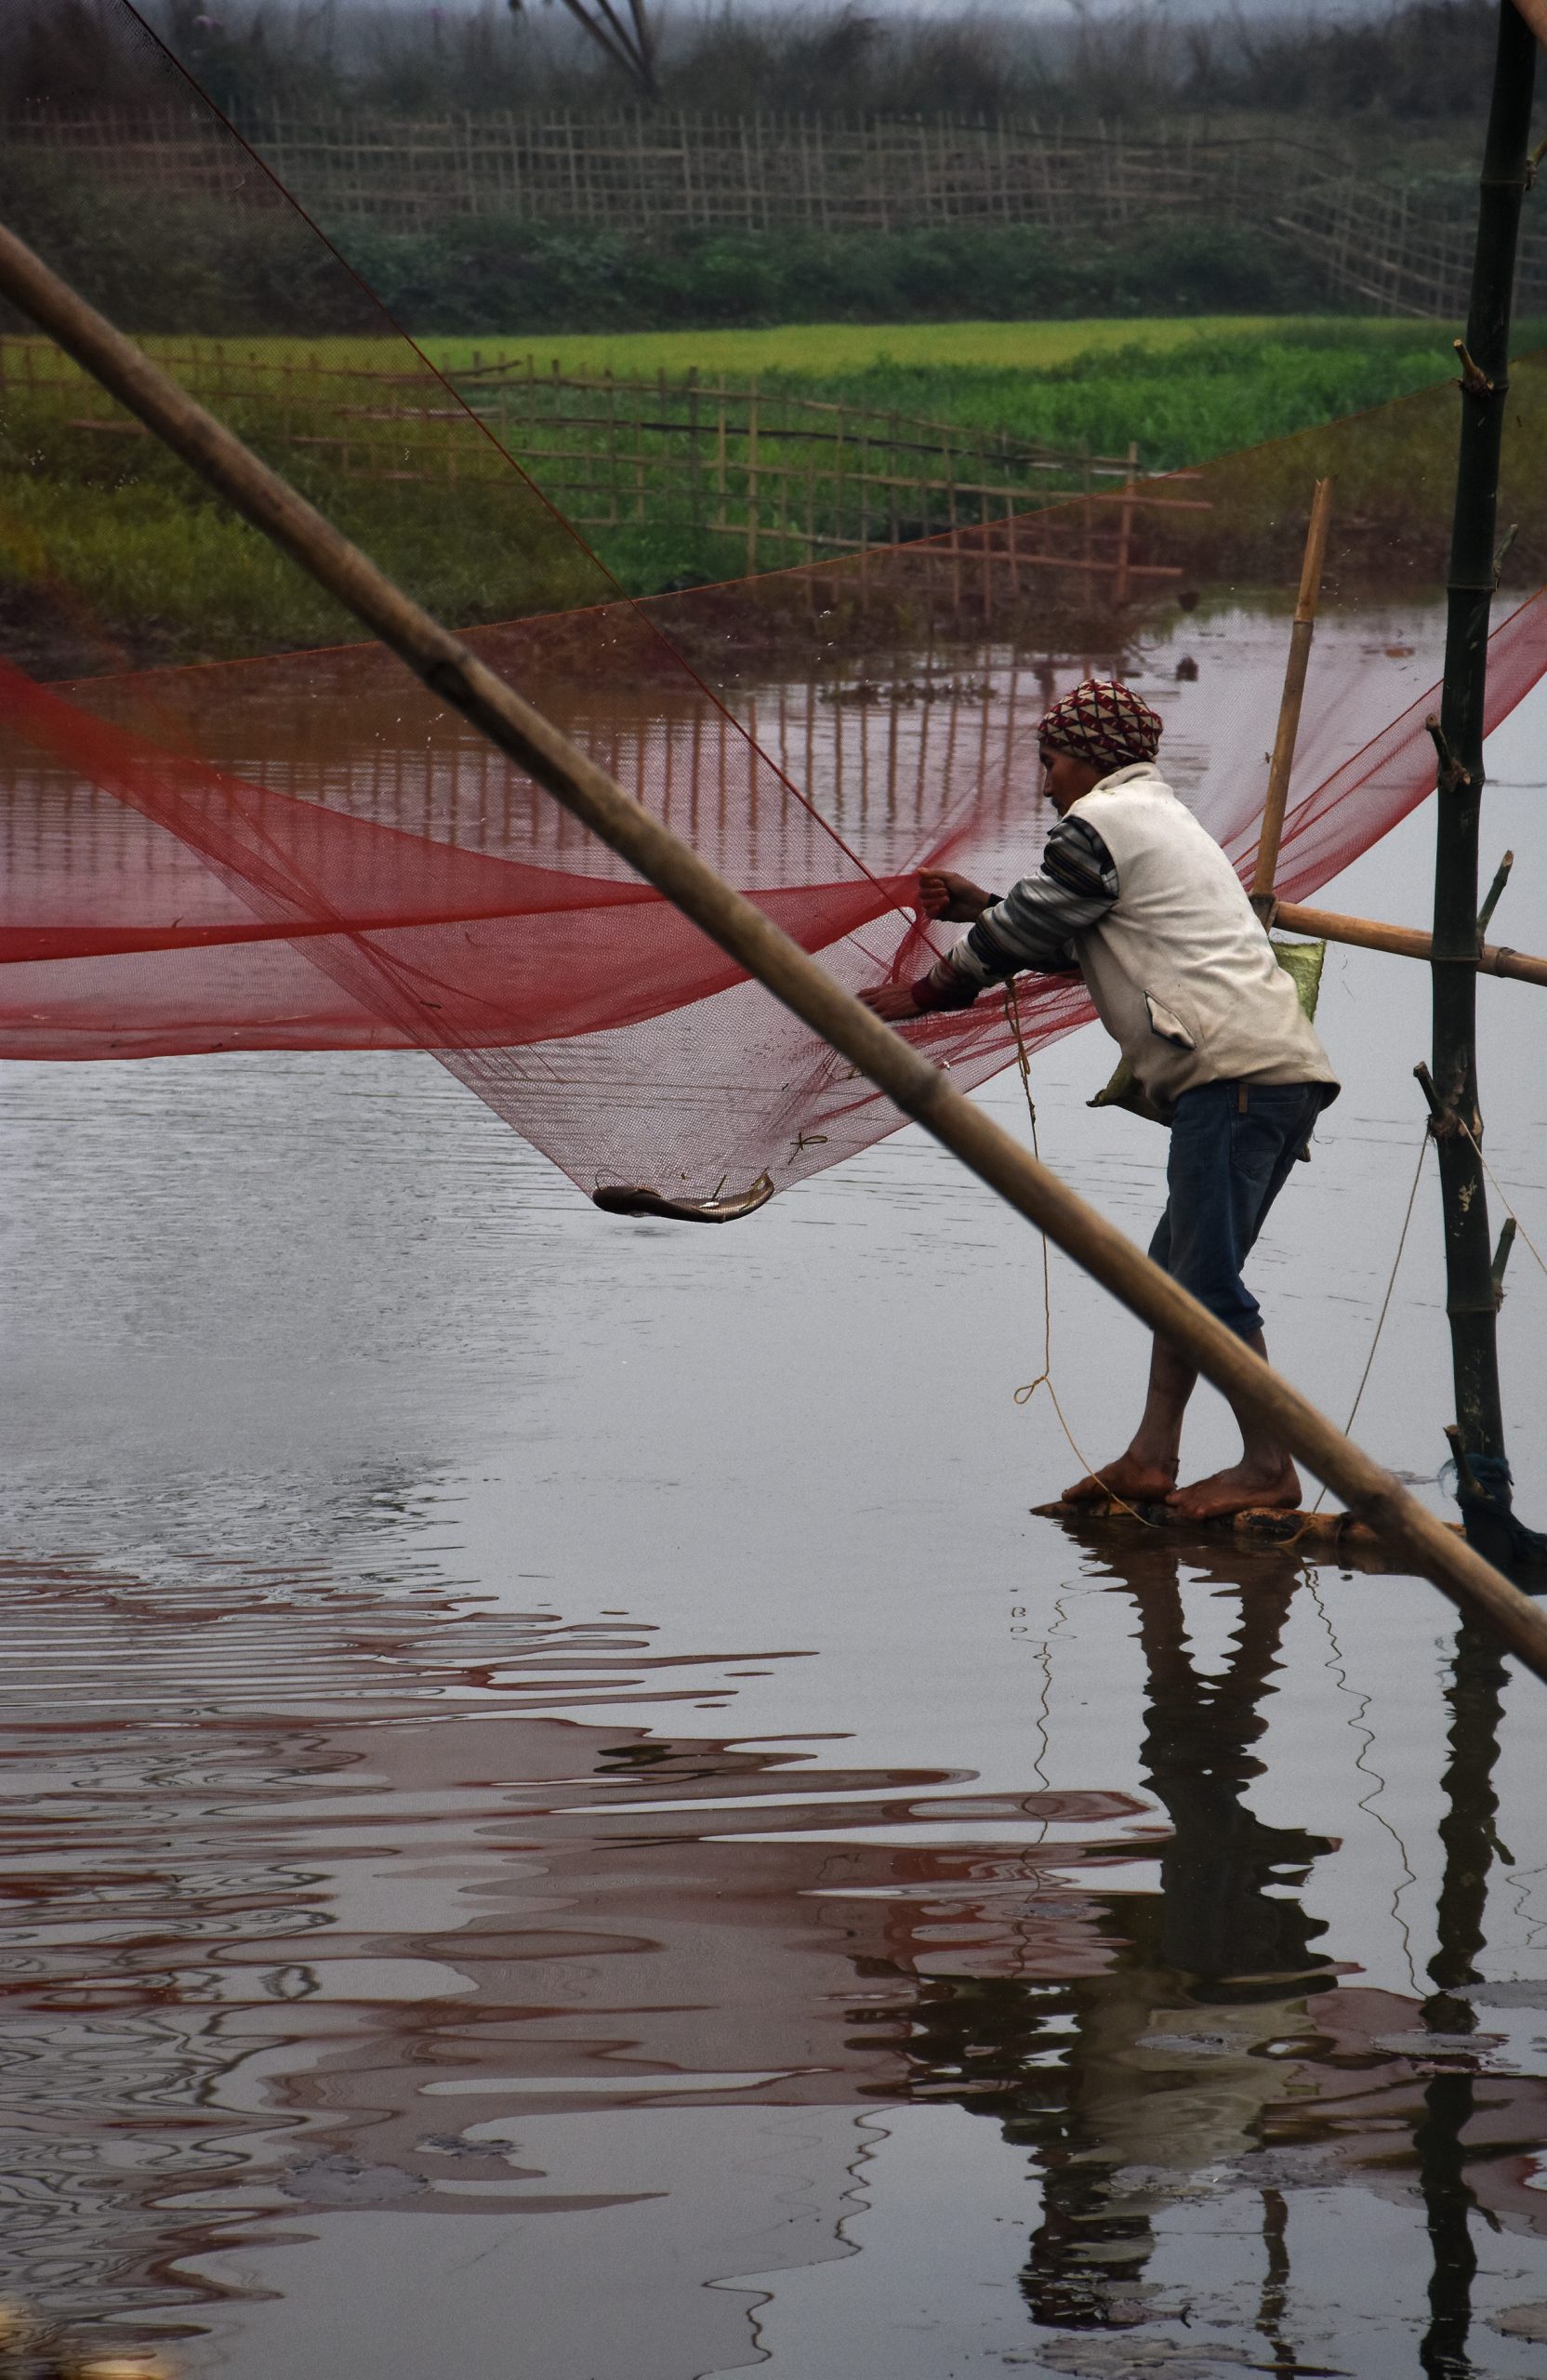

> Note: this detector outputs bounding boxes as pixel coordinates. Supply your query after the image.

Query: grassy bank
[0,366,606,669]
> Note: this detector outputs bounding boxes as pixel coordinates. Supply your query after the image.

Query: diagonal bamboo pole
[4,218,1546,1678]
[1252,477,1335,910]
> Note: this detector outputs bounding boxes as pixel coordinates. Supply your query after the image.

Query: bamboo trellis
[1,337,1203,593]
[11,110,1309,233]
[14,109,1547,316]
[1270,173,1547,318]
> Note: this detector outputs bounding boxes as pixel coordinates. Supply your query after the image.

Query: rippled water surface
[5,645,1547,2378]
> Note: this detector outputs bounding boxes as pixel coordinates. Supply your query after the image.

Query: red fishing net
[4,3,1545,1210]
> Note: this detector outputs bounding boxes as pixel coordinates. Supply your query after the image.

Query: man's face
[1038,742,1103,814]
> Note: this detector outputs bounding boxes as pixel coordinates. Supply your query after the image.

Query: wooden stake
[7,217,1546,1673]
[1252,476,1334,908]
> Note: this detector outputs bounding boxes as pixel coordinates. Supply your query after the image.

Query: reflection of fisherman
[860,679,1339,1521]
[1018,1551,1337,2330]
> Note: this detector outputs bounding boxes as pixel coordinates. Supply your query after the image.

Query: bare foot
[1167,1460,1302,1523]
[1063,1456,1179,1507]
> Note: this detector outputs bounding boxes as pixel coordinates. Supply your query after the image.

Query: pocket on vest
[1144,990,1197,1051]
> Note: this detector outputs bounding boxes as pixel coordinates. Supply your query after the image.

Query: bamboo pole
[1430,0,1537,1543]
[745,379,760,574]
[1271,899,1547,988]
[1252,477,1334,907]
[1112,439,1139,609]
[686,365,702,534]
[5,219,1547,1675]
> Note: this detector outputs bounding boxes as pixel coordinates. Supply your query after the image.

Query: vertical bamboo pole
[714,372,728,531]
[937,444,952,614]
[888,409,901,546]
[1112,438,1140,609]
[1430,0,1537,1548]
[745,378,760,574]
[686,366,702,533]
[857,413,869,612]
[1251,477,1335,909]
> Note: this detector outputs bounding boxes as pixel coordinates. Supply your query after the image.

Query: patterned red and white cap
[1038,678,1163,770]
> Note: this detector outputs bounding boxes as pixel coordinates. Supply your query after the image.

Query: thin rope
[1004,983,1161,1527]
[1457,1116,1547,1281]
[1307,1130,1430,1516]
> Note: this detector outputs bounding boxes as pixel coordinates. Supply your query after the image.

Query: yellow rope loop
[1005,981,1161,1529]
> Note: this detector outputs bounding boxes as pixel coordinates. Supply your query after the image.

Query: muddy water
[4,639,1547,2378]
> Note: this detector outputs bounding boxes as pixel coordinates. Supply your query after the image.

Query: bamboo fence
[1269,172,1547,319]
[1,336,1202,592]
[12,109,1305,232]
[15,108,1547,316]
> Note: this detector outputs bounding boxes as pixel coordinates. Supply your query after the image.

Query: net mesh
[4,2,1545,1209]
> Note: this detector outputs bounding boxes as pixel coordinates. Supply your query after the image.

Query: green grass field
[420,315,1358,377]
[9,316,1544,659]
[126,314,1506,380]
[141,315,1506,477]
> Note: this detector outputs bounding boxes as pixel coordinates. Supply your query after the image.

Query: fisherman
[861,678,1339,1521]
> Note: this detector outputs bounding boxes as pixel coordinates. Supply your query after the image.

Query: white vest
[1067,763,1339,1108]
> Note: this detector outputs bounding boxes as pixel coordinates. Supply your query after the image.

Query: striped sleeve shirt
[912,813,1119,1011]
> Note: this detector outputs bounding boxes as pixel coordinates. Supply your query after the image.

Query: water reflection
[2,1524,1545,2376]
[986,1540,1341,2333]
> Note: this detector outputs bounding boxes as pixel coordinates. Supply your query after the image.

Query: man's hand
[919,868,995,923]
[859,982,924,1023]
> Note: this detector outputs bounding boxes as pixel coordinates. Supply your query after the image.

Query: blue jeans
[1147,1081,1329,1342]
